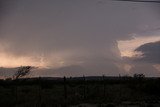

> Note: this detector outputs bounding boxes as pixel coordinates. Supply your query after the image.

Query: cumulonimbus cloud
[134,41,160,64]
[0,0,160,77]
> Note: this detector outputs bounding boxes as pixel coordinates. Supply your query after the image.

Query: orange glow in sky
[0,53,46,68]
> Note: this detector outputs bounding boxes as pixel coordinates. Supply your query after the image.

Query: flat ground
[0,77,160,107]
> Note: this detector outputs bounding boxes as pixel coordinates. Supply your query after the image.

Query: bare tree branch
[13,66,34,80]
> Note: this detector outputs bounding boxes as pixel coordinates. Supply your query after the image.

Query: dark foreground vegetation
[0,76,160,107]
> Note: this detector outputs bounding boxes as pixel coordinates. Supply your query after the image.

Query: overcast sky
[0,0,160,77]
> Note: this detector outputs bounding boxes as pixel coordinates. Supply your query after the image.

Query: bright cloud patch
[118,35,160,74]
[153,64,160,71]
[117,36,160,58]
[0,53,46,68]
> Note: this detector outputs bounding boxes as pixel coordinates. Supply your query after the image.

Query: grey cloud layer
[135,41,160,64]
[115,0,160,3]
[0,0,160,76]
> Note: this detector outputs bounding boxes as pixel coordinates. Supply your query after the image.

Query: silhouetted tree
[133,73,145,78]
[64,76,67,99]
[83,75,86,99]
[13,66,33,79]
[102,75,106,98]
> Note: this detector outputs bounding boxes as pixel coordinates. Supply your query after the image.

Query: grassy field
[0,76,160,107]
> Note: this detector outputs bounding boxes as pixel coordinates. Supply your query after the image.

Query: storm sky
[0,0,160,77]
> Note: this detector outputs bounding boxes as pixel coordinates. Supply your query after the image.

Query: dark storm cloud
[0,0,15,20]
[135,41,160,63]
[0,0,8,18]
[115,0,160,3]
[0,0,157,56]
[114,0,160,17]
[0,0,160,76]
